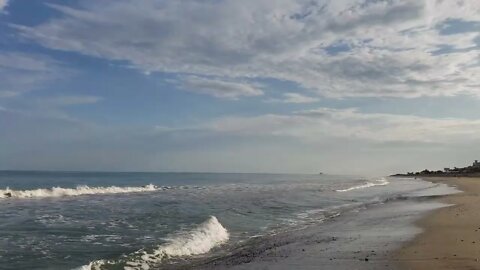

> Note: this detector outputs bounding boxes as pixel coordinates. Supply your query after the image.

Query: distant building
[473,160,480,168]
[395,160,480,177]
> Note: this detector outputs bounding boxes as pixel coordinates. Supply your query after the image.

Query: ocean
[0,171,458,270]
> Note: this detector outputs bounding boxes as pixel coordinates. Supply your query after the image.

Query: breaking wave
[336,178,390,192]
[76,216,229,270]
[0,184,158,199]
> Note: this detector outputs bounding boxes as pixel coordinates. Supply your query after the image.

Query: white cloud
[179,76,263,99]
[0,0,8,12]
[266,92,319,103]
[14,0,480,98]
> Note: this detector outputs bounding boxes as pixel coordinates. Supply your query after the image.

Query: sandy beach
[395,177,480,269]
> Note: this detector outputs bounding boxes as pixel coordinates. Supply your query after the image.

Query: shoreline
[394,177,480,269]
[173,177,457,270]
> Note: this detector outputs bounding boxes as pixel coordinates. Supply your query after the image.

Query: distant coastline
[391,160,480,177]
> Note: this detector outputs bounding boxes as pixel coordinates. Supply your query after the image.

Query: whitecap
[336,178,390,192]
[76,216,229,270]
[0,184,158,199]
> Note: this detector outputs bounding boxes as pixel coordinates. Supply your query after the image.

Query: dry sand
[395,177,480,270]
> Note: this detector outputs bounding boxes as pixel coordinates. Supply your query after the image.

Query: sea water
[0,171,458,270]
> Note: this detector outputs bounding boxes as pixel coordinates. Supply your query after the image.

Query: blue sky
[1,0,480,175]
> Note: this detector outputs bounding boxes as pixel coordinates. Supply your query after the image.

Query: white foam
[73,260,107,270]
[336,178,390,192]
[76,216,229,270]
[0,184,158,199]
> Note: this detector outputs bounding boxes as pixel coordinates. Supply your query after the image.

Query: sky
[0,0,480,175]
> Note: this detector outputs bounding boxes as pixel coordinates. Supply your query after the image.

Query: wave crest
[336,178,390,192]
[77,216,229,270]
[0,184,158,199]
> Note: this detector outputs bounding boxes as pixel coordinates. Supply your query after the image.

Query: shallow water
[0,171,458,270]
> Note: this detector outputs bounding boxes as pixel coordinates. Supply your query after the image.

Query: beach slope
[396,177,480,269]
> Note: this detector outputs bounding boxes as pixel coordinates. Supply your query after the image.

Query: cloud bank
[3,106,480,174]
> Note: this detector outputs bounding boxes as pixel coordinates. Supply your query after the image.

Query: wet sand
[395,177,480,269]
[183,200,448,270]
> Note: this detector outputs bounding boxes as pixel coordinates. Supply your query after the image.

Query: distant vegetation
[392,160,480,177]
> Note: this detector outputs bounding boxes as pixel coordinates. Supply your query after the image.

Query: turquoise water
[0,171,453,269]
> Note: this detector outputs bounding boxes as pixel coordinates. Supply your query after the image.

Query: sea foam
[76,216,229,270]
[0,184,158,199]
[336,178,390,192]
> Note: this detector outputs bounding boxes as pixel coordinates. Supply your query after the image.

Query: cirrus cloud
[0,52,68,98]
[178,76,263,99]
[38,95,102,106]
[207,107,480,143]
[265,92,320,103]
